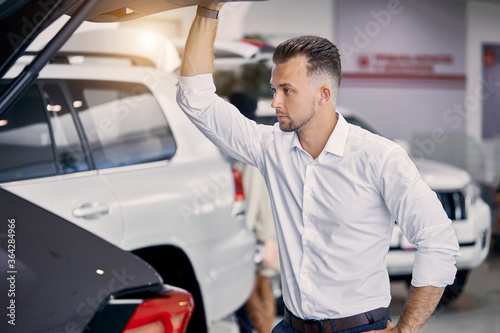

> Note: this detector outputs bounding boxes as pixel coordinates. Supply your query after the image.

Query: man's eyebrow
[270,82,294,88]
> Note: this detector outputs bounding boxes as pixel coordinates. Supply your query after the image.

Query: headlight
[464,182,481,205]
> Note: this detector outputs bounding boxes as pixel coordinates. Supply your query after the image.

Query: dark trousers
[271,313,392,333]
[236,305,253,333]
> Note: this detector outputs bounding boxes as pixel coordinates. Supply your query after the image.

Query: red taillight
[122,290,194,333]
[232,167,245,202]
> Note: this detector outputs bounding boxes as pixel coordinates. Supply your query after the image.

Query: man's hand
[363,320,399,333]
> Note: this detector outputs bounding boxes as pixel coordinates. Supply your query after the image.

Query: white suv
[0,27,255,332]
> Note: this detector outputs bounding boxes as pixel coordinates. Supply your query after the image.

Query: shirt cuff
[178,73,215,89]
[411,249,459,288]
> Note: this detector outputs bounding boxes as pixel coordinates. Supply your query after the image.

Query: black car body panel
[0,188,163,333]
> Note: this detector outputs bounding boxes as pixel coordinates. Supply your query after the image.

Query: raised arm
[180,3,225,76]
[176,2,271,170]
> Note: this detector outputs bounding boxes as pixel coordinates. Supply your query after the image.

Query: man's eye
[284,88,292,94]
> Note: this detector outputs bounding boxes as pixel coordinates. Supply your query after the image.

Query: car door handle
[72,202,109,219]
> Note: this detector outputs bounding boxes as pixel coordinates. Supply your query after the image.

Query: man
[176,3,460,333]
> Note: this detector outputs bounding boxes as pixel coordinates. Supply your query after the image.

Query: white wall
[336,0,467,144]
[337,0,466,74]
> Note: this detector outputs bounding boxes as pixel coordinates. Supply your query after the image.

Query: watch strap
[197,6,219,19]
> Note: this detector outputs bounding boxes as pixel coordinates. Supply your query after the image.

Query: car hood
[415,158,471,191]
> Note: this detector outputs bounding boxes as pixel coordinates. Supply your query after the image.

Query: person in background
[230,92,280,333]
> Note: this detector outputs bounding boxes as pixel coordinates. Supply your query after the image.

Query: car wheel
[439,270,469,306]
[133,246,208,333]
[400,270,469,306]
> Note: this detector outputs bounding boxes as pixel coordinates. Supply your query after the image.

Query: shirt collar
[323,112,350,157]
[289,111,350,157]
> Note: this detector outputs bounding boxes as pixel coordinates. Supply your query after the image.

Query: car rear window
[0,84,58,182]
[66,80,177,169]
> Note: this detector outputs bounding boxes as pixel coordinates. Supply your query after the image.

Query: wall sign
[337,0,466,88]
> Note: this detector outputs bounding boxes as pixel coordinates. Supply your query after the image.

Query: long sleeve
[176,74,273,171]
[379,146,461,287]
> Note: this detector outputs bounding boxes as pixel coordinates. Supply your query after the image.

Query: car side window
[0,84,57,182]
[41,83,90,174]
[67,80,177,169]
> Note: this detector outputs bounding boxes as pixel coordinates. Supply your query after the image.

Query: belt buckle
[302,319,324,333]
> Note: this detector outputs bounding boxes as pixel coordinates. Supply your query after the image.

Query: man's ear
[318,85,332,105]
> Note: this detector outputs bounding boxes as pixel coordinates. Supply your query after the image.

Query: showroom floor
[210,253,500,333]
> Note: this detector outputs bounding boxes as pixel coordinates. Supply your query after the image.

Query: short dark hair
[273,35,342,88]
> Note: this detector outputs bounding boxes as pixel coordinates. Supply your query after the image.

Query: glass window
[67,80,176,169]
[41,83,89,174]
[0,84,57,182]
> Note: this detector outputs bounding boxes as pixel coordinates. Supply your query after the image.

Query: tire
[133,246,208,333]
[439,270,469,306]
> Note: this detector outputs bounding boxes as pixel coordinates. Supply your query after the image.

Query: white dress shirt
[176,74,460,320]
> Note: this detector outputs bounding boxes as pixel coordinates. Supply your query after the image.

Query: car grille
[436,191,466,221]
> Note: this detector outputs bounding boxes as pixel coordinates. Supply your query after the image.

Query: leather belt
[284,307,390,333]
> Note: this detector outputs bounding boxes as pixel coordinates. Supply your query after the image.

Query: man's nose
[271,93,281,109]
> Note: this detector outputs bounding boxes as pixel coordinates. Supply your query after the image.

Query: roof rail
[57,27,181,72]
